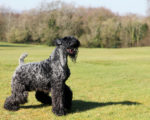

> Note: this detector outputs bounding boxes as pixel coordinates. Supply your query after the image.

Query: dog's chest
[51,64,70,81]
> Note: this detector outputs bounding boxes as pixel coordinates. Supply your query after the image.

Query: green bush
[0,2,149,48]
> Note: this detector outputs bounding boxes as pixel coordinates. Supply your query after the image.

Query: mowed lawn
[0,42,150,120]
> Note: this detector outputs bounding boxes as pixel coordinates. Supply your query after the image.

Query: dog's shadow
[71,100,141,113]
[20,104,49,109]
[21,100,141,113]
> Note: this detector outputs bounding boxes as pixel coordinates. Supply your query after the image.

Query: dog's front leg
[51,82,65,116]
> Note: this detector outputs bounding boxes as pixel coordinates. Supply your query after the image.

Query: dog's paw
[52,108,66,116]
[4,104,20,111]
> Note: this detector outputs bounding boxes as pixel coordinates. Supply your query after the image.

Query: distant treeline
[0,1,150,48]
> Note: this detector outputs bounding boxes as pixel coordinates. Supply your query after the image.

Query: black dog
[4,36,80,116]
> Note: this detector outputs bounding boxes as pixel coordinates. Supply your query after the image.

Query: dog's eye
[63,37,68,41]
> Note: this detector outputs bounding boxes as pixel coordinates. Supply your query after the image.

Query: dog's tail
[19,53,28,65]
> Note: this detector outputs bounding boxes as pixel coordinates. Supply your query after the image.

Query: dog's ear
[55,39,62,46]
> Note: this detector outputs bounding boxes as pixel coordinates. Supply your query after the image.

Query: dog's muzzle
[67,48,78,62]
[67,48,78,55]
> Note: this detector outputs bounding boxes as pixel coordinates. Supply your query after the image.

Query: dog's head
[55,36,80,62]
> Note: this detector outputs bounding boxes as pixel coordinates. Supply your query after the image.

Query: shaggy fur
[4,36,80,116]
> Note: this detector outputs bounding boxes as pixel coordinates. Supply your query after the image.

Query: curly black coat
[4,36,80,116]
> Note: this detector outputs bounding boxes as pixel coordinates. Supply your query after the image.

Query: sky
[0,0,148,16]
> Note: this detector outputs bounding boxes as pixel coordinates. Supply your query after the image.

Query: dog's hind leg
[35,90,52,105]
[4,94,20,111]
[4,80,28,111]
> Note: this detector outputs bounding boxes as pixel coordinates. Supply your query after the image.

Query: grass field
[1,42,150,120]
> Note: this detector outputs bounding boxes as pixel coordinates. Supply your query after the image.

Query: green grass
[1,42,150,120]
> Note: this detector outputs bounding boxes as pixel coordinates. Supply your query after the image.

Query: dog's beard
[68,49,78,63]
